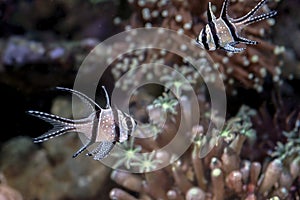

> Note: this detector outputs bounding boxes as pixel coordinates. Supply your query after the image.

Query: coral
[250,91,300,161]
[0,136,112,199]
[152,92,178,115]
[0,0,298,200]
[110,138,142,169]
[0,173,23,200]
[160,65,196,96]
[110,101,300,200]
[111,0,285,94]
[271,126,300,161]
[130,151,163,173]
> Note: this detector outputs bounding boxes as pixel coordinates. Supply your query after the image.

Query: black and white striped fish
[28,86,137,160]
[196,0,277,53]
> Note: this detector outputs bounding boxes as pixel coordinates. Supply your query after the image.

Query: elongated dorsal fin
[56,87,101,112]
[220,0,230,19]
[243,10,277,26]
[101,86,111,109]
[231,0,271,24]
[207,2,216,22]
[222,43,245,53]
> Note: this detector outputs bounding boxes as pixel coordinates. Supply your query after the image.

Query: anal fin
[87,141,115,160]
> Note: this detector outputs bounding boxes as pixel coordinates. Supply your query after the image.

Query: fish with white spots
[28,86,137,160]
[196,0,277,53]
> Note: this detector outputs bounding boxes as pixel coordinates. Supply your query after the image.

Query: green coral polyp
[111,138,142,169]
[130,152,163,173]
[153,93,178,115]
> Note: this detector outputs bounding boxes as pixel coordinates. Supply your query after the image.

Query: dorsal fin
[220,0,230,19]
[207,2,216,22]
[231,0,269,24]
[101,86,111,109]
[56,87,101,112]
[243,10,277,26]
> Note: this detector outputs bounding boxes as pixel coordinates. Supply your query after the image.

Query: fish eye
[126,121,133,129]
[121,116,135,131]
[126,117,134,129]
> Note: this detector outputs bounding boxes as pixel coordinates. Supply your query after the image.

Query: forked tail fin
[28,111,76,143]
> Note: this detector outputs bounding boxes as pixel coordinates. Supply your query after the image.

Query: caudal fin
[28,111,76,143]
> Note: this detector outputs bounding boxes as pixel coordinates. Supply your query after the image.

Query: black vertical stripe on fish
[195,35,200,43]
[220,0,229,19]
[122,116,134,140]
[201,26,209,50]
[208,22,219,49]
[91,112,100,142]
[195,0,277,53]
[126,118,133,136]
[73,111,99,158]
[207,2,213,22]
[112,108,121,142]
[221,18,239,41]
[29,86,137,160]
[89,111,101,144]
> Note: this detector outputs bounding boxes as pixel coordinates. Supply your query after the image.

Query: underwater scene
[0,0,299,199]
